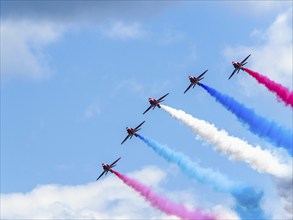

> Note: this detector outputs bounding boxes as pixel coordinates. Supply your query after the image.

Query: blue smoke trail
[137,134,266,220]
[200,83,293,156]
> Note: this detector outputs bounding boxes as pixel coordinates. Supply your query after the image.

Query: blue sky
[1,1,292,219]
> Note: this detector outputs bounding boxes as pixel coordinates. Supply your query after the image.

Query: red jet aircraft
[96,157,121,181]
[121,121,145,145]
[184,69,208,94]
[229,54,251,79]
[143,93,169,114]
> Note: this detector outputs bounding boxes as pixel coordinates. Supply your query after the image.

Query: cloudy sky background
[1,1,292,219]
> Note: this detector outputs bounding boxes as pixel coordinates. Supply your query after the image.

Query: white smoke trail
[161,105,292,179]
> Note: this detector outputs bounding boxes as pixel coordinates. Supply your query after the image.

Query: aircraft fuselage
[102,163,113,173]
[232,61,242,69]
[189,76,199,84]
[149,98,160,108]
[126,127,137,136]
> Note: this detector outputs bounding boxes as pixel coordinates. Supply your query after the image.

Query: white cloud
[0,166,170,219]
[0,19,147,82]
[113,78,171,100]
[0,166,237,220]
[212,205,240,220]
[0,20,64,81]
[224,8,293,88]
[84,100,101,119]
[115,79,145,93]
[102,21,147,40]
[156,29,185,45]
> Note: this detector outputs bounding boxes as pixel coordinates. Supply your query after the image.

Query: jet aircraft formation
[96,55,251,180]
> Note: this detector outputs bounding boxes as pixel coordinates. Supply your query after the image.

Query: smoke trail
[138,134,236,192]
[243,68,293,108]
[160,105,292,179]
[200,83,293,156]
[137,134,266,220]
[113,170,216,220]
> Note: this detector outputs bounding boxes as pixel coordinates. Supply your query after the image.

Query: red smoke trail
[243,68,293,108]
[113,170,216,220]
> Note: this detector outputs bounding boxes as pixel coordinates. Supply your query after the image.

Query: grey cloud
[1,1,172,24]
[275,178,293,217]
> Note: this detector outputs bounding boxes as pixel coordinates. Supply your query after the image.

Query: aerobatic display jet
[96,157,121,181]
[184,69,208,94]
[143,93,169,114]
[228,54,251,79]
[121,121,145,145]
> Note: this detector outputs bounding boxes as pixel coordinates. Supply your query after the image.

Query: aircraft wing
[143,105,153,114]
[157,93,169,101]
[198,77,204,82]
[197,69,208,79]
[240,54,251,65]
[110,157,121,167]
[228,68,237,80]
[96,170,106,181]
[184,83,193,94]
[121,134,131,145]
[134,121,145,130]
